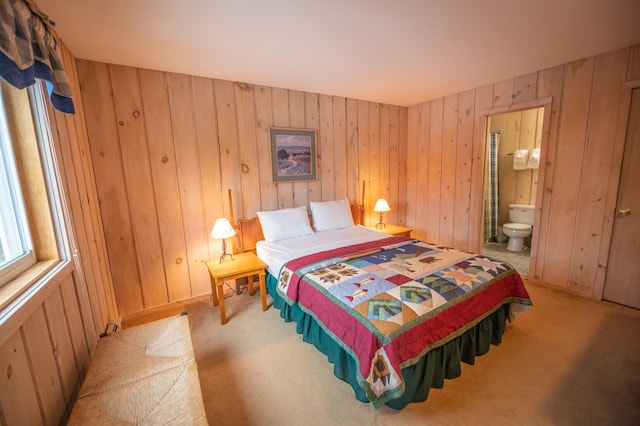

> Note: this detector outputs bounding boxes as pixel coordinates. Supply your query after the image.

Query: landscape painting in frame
[270,128,317,182]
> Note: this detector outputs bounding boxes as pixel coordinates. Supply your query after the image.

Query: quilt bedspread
[276,236,532,407]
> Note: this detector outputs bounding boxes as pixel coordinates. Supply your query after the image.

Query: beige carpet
[186,280,640,426]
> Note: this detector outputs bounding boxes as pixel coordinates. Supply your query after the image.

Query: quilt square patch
[466,256,511,276]
[386,274,413,286]
[367,298,403,321]
[399,285,432,304]
[307,263,365,289]
[329,274,397,307]
[423,277,467,301]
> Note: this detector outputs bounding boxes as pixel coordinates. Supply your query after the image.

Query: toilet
[502,204,535,252]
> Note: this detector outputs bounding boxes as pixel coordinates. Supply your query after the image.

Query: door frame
[477,98,552,280]
[594,79,640,300]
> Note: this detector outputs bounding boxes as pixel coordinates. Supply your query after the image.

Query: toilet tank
[508,204,535,225]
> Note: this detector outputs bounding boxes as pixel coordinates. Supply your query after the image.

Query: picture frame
[269,127,317,182]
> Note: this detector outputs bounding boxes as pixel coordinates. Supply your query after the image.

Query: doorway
[481,107,545,277]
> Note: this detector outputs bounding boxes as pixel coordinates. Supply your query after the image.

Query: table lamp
[211,218,236,263]
[373,198,391,228]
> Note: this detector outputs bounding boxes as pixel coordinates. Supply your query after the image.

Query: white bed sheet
[256,225,389,275]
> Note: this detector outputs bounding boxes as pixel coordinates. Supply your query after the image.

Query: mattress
[256,224,387,275]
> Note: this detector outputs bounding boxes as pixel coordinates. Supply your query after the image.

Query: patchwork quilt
[276,236,532,406]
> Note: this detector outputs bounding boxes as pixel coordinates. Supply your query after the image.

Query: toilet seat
[503,223,532,231]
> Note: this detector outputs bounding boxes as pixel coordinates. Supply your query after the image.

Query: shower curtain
[484,132,500,243]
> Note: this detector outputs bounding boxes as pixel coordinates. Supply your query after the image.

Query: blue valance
[0,0,75,114]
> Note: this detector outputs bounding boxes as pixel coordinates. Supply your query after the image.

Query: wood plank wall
[407,44,640,299]
[76,61,408,318]
[0,43,117,424]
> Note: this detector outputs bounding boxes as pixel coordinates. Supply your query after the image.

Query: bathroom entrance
[481,107,545,277]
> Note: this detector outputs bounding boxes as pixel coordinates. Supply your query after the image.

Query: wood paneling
[427,99,443,242]
[78,60,143,314]
[407,45,639,298]
[0,331,42,425]
[569,49,628,293]
[22,307,66,424]
[453,90,475,250]
[78,62,406,317]
[1,42,117,424]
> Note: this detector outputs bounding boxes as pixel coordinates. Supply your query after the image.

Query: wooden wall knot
[235,82,252,91]
[132,110,140,118]
[6,364,12,380]
[241,163,250,173]
[161,156,169,164]
[176,257,183,264]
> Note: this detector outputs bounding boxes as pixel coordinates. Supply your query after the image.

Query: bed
[235,198,532,409]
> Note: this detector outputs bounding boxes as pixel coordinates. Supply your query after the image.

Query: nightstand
[369,224,413,237]
[205,252,267,325]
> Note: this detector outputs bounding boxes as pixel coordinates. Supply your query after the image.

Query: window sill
[0,259,59,313]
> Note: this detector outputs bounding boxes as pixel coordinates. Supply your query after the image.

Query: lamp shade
[373,198,391,212]
[210,218,236,239]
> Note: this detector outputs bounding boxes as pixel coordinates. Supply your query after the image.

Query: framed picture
[270,127,317,182]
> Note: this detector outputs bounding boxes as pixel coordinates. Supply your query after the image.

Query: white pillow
[257,206,314,242]
[310,199,354,232]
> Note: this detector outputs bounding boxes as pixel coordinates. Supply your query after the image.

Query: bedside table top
[368,224,413,236]
[205,251,267,279]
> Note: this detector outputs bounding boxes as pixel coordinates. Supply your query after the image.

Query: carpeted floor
[184,280,640,426]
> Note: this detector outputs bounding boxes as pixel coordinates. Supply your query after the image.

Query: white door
[603,88,640,309]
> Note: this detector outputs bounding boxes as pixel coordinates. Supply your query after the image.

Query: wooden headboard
[231,199,364,254]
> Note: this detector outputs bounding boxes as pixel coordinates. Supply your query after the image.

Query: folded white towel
[513,149,529,170]
[527,148,540,169]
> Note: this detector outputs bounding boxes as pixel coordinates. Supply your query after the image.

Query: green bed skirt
[266,273,510,410]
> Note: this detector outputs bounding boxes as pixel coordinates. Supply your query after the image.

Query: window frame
[0,85,36,285]
[0,80,71,316]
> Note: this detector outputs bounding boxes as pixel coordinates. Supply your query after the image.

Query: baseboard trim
[121,294,212,328]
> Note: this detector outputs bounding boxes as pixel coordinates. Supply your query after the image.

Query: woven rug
[68,314,207,425]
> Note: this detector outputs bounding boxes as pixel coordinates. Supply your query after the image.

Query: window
[0,88,35,285]
[0,80,69,319]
